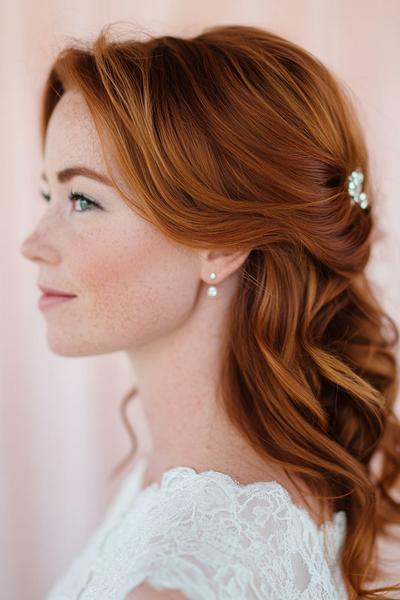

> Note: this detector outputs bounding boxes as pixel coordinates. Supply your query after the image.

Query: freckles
[71,231,134,288]
[71,228,154,316]
[45,225,198,355]
[67,221,197,344]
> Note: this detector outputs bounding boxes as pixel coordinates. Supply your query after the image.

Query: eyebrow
[41,166,113,187]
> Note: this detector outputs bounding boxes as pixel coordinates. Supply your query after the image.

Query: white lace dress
[46,455,348,599]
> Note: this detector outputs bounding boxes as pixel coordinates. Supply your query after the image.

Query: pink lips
[38,285,77,311]
[38,295,77,310]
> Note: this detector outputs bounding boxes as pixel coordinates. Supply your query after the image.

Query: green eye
[68,191,100,212]
[39,190,102,212]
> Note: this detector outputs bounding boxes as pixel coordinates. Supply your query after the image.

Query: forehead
[43,90,106,175]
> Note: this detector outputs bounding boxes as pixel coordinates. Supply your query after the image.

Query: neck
[125,275,264,486]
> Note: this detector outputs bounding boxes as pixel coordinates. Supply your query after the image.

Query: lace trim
[46,455,348,599]
[139,459,346,534]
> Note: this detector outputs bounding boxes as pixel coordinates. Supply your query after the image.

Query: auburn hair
[39,23,400,599]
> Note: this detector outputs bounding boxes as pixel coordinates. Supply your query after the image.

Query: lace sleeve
[127,467,348,600]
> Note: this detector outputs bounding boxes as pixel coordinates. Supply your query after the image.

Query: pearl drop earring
[207,272,218,297]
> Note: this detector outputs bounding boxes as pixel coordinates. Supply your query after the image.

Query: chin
[45,334,112,358]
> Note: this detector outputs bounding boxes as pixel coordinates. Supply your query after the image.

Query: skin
[20,92,333,594]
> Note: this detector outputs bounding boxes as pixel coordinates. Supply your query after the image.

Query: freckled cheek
[69,232,178,324]
[71,236,144,306]
[68,231,198,335]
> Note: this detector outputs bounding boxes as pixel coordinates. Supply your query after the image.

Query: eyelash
[40,190,102,213]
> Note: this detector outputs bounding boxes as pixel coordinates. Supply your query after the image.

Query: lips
[37,285,78,311]
[38,284,77,297]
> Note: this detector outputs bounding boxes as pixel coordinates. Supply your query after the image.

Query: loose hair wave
[39,23,400,599]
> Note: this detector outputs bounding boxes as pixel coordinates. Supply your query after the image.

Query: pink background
[1,1,399,598]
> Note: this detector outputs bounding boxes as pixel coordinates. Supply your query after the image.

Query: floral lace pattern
[46,456,348,599]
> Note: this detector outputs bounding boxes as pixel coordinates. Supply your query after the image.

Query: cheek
[66,226,199,350]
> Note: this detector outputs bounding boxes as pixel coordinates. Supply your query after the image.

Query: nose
[20,228,59,264]
[20,233,34,260]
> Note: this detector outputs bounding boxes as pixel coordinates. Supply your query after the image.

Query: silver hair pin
[347,168,369,210]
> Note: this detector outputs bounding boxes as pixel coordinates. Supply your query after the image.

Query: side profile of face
[20,90,202,357]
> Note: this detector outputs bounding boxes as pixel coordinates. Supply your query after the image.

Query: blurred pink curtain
[1,1,399,598]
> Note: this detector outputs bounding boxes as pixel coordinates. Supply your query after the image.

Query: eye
[39,190,102,213]
[68,191,101,212]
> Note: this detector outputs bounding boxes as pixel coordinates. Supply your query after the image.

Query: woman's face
[20,90,201,357]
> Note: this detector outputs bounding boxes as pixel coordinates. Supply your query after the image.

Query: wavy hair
[39,23,400,599]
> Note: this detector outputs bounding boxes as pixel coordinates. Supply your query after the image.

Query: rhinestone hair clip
[348,168,369,210]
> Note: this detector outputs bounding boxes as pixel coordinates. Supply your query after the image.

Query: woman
[20,23,400,599]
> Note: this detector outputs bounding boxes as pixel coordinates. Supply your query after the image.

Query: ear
[125,581,189,599]
[198,247,251,285]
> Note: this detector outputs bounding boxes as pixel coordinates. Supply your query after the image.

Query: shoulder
[139,463,296,537]
[139,464,319,547]
[124,465,337,598]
